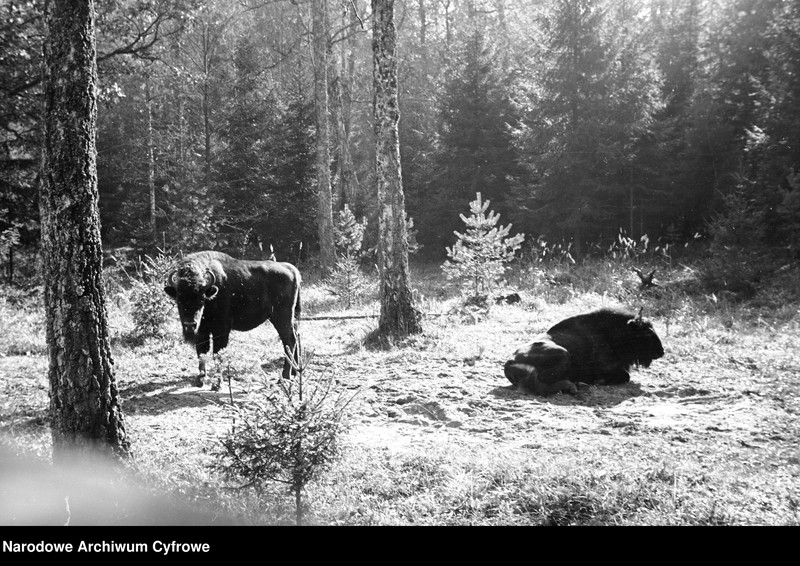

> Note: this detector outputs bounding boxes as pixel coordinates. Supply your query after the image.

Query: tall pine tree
[40,0,130,462]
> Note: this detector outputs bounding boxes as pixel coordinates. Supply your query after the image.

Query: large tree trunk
[313,0,336,273]
[372,0,422,338]
[40,0,129,462]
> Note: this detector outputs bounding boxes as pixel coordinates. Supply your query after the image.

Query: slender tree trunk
[329,43,360,210]
[342,3,362,207]
[418,0,428,77]
[146,70,157,250]
[443,0,453,48]
[630,183,635,238]
[203,82,211,192]
[418,0,426,47]
[6,246,13,285]
[329,49,344,209]
[495,0,509,70]
[313,0,336,273]
[176,37,185,167]
[40,0,129,463]
[372,0,422,338]
[201,21,213,196]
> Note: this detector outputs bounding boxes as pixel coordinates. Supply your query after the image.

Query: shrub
[700,186,786,300]
[327,254,375,309]
[129,252,176,339]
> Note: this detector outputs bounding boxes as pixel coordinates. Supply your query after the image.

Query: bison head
[626,309,664,368]
[164,263,219,342]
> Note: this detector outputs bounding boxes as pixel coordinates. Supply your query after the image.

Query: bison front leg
[197,355,208,387]
[195,333,212,388]
[598,367,631,386]
[209,332,230,392]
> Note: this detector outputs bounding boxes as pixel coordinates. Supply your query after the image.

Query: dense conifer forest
[2,0,798,273]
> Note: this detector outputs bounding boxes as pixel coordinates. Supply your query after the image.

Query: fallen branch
[302,312,448,322]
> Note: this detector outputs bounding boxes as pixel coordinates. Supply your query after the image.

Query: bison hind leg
[506,340,576,396]
[504,362,577,396]
[504,361,528,387]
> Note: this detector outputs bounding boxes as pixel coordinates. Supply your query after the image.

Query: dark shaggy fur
[504,308,664,396]
[164,251,301,389]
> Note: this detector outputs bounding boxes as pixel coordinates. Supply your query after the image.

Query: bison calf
[504,308,664,396]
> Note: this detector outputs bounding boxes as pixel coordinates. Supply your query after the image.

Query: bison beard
[164,251,302,390]
[504,308,664,396]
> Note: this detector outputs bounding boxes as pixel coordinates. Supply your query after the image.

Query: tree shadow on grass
[489,381,645,408]
[118,373,264,416]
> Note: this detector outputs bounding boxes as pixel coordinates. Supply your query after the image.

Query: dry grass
[1,257,799,525]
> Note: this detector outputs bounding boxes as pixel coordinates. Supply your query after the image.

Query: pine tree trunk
[313,0,336,273]
[372,0,422,338]
[40,0,129,462]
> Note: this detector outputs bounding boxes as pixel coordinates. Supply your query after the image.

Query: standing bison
[164,251,301,390]
[504,308,664,396]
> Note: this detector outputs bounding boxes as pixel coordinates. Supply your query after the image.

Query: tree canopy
[3,0,799,268]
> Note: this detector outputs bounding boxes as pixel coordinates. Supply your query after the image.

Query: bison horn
[206,269,216,287]
[167,269,179,286]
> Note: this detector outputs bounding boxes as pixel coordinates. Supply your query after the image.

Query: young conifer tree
[443,192,525,299]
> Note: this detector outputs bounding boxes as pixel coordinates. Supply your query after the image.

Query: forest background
[2,0,798,276]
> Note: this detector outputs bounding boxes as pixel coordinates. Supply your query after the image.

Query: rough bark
[313,0,336,273]
[372,0,422,338]
[40,0,130,462]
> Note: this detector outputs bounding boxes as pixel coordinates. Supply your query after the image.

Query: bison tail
[293,286,301,322]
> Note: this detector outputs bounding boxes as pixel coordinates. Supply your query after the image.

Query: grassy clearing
[1,255,798,525]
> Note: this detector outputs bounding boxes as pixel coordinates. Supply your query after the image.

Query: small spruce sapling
[217,339,355,525]
[329,205,372,308]
[442,192,525,300]
[129,251,176,339]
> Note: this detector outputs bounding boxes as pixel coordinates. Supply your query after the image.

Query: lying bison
[504,308,664,396]
[164,250,301,390]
